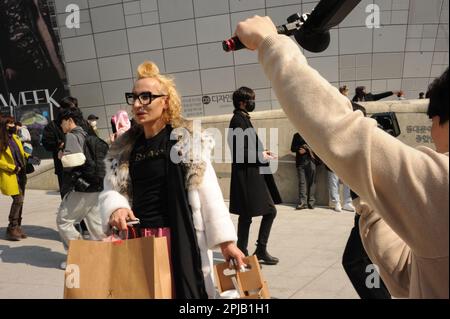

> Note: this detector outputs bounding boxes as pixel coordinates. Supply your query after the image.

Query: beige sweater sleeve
[258,35,449,258]
[356,198,412,297]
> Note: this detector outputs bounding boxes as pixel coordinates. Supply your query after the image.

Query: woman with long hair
[0,116,29,241]
[99,61,244,299]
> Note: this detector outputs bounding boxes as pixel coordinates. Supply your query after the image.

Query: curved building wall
[54,0,449,140]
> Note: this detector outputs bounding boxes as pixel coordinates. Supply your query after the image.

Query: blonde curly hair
[136,61,183,127]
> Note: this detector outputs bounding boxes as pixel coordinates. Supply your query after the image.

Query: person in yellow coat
[0,116,29,241]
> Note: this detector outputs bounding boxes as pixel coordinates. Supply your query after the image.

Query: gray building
[54,0,449,140]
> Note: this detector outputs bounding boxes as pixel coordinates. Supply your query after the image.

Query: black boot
[253,244,279,265]
[17,217,27,239]
[237,216,252,257]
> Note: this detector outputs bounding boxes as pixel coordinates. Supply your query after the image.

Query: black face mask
[7,127,16,135]
[245,100,256,112]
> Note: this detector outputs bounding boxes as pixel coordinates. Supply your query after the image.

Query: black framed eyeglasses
[125,92,167,106]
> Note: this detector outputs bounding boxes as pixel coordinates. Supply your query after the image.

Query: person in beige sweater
[232,16,449,299]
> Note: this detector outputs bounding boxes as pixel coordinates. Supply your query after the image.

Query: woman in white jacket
[98,61,244,299]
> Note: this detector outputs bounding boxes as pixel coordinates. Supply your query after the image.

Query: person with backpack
[42,96,97,199]
[56,107,106,268]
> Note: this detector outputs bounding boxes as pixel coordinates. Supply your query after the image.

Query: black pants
[237,204,277,255]
[296,161,316,206]
[8,174,26,228]
[342,214,392,299]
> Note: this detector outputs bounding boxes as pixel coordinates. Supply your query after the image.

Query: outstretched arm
[233,16,449,258]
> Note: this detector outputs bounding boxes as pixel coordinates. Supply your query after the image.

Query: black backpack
[76,135,109,192]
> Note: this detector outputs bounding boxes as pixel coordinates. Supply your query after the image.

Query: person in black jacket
[228,87,282,265]
[291,133,319,210]
[42,112,66,199]
[352,86,401,102]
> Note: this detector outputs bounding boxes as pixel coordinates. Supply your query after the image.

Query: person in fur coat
[98,61,245,299]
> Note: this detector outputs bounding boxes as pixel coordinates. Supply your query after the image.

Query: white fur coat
[98,124,237,298]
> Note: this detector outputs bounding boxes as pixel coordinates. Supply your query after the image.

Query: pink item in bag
[112,110,131,138]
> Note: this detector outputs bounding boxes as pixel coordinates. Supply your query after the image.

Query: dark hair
[352,102,367,116]
[355,86,365,96]
[57,107,84,127]
[232,87,255,109]
[59,96,78,109]
[419,92,425,97]
[0,116,15,152]
[426,68,449,125]
[352,86,367,102]
[15,121,22,127]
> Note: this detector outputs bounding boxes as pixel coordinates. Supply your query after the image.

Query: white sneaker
[334,202,342,212]
[343,203,355,212]
[60,261,67,270]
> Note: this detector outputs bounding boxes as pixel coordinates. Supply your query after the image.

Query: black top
[228,109,267,166]
[228,109,282,217]
[290,133,311,166]
[130,126,170,228]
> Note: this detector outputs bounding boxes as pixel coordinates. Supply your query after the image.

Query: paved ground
[0,190,358,299]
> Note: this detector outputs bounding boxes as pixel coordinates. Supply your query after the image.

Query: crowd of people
[0,15,448,299]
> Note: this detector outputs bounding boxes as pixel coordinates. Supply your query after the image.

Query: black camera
[71,171,91,192]
[371,112,401,137]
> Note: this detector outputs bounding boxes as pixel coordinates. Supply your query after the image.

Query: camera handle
[222,13,308,52]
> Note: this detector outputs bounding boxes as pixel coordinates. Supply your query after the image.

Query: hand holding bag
[215,255,270,299]
[64,235,172,299]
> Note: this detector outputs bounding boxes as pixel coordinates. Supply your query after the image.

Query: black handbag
[25,156,40,174]
[25,162,35,174]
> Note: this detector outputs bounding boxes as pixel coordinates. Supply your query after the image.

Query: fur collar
[104,120,215,201]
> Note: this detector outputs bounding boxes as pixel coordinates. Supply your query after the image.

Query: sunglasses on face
[125,92,167,106]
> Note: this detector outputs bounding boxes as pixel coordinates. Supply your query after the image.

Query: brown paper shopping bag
[64,236,172,299]
[214,255,270,299]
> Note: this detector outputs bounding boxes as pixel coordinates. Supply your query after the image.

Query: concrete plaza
[0,190,358,299]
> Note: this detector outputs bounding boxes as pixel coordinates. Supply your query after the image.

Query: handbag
[64,235,172,299]
[25,162,35,174]
[215,255,270,299]
[25,156,41,174]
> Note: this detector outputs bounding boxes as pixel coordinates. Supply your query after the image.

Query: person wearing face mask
[87,114,99,136]
[0,116,29,241]
[232,15,448,298]
[56,107,106,269]
[42,96,97,200]
[228,86,282,265]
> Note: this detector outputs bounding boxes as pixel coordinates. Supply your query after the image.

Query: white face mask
[89,120,97,127]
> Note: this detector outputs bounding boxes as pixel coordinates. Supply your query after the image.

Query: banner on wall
[15,103,54,159]
[0,0,68,116]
